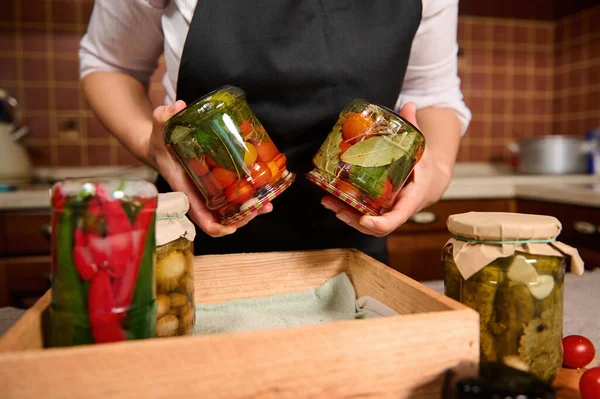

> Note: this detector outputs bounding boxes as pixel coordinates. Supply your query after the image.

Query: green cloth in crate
[193,272,394,335]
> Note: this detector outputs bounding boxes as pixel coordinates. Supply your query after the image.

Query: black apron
[157,0,422,264]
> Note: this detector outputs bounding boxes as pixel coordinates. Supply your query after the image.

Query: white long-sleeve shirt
[79,0,471,134]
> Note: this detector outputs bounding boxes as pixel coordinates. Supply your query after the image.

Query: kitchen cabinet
[517,200,600,270]
[0,210,51,308]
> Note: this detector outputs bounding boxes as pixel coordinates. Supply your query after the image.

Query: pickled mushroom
[156,251,186,291]
[156,315,179,337]
[169,292,189,308]
[156,295,171,319]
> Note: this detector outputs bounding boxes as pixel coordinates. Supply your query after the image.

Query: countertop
[0,164,599,210]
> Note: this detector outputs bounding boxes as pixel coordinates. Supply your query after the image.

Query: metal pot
[508,135,593,175]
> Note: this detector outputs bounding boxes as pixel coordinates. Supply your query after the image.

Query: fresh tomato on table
[563,335,596,369]
[579,367,600,399]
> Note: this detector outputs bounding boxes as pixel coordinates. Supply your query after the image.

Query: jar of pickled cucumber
[306,99,425,216]
[163,85,295,225]
[443,212,585,383]
[155,192,196,337]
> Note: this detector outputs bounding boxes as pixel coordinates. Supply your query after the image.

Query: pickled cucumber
[461,266,503,361]
[493,284,535,360]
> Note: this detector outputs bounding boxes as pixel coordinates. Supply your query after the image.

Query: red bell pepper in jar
[48,179,158,347]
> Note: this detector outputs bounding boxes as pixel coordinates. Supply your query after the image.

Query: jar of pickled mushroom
[443,212,584,382]
[163,85,295,225]
[306,99,425,216]
[49,179,158,347]
[155,192,196,337]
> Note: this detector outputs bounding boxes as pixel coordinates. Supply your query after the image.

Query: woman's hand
[147,101,272,237]
[321,102,459,237]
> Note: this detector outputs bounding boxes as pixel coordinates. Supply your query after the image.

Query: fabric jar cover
[155,192,196,246]
[445,212,584,280]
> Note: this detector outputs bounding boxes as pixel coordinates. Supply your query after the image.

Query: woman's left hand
[321,102,455,237]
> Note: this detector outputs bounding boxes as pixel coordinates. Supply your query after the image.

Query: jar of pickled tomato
[306,99,425,216]
[163,85,295,225]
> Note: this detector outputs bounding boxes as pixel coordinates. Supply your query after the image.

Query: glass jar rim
[164,85,246,144]
[51,178,158,203]
[346,98,424,140]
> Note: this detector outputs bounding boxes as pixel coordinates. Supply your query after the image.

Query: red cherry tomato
[341,113,374,141]
[267,161,283,185]
[225,180,255,204]
[563,335,596,369]
[377,179,393,201]
[188,156,209,176]
[198,174,222,198]
[249,162,272,189]
[335,180,362,200]
[272,153,287,171]
[240,120,253,137]
[211,167,237,190]
[579,367,600,399]
[339,141,352,156]
[206,156,218,168]
[256,140,279,163]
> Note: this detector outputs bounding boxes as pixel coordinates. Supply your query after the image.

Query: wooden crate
[0,249,479,399]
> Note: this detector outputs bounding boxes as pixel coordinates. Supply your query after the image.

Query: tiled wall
[0,1,598,166]
[553,9,600,136]
[456,16,555,162]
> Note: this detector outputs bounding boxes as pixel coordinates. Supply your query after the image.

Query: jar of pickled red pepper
[306,99,425,216]
[163,85,295,225]
[443,212,585,382]
[155,192,196,337]
[49,179,158,347]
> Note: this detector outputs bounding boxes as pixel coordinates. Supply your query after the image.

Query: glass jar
[163,85,295,225]
[49,179,158,347]
[442,211,584,383]
[306,99,425,216]
[444,245,565,382]
[156,238,195,337]
[155,192,196,337]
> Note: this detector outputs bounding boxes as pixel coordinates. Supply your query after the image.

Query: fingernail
[359,218,374,229]
[166,104,174,113]
[322,200,332,210]
[337,213,350,224]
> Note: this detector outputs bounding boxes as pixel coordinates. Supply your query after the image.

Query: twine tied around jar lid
[156,192,196,247]
[446,212,584,280]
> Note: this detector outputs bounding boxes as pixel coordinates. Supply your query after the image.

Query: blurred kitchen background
[0,0,599,308]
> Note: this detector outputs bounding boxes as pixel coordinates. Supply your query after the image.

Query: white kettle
[0,89,32,186]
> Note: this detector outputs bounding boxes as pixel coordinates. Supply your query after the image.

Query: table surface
[554,368,587,399]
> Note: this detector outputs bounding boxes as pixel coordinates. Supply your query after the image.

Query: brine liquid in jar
[444,247,566,383]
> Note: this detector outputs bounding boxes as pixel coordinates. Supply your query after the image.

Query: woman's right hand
[146,101,273,237]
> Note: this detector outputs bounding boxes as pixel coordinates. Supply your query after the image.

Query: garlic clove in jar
[156,251,186,292]
[503,355,530,372]
[528,274,555,300]
[507,255,538,285]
